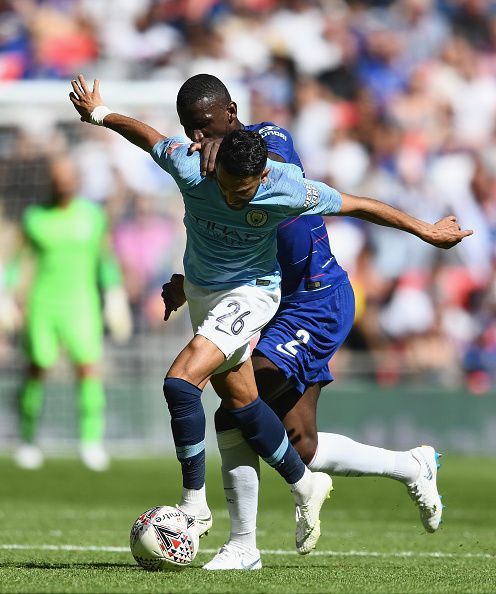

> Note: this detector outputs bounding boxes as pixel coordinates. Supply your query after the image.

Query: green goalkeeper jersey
[22,198,108,308]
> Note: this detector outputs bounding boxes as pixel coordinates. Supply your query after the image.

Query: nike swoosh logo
[419,451,433,480]
[215,324,231,335]
[276,343,295,358]
[241,558,261,570]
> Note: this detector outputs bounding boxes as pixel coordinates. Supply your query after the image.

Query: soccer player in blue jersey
[69,75,472,566]
[162,75,463,570]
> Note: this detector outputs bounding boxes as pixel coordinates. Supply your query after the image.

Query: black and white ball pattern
[130,506,199,571]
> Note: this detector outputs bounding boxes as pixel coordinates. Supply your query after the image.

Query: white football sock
[309,432,420,484]
[290,467,315,505]
[217,429,259,550]
[178,484,209,516]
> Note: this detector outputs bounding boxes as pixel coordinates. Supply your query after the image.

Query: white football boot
[80,443,110,472]
[295,472,333,555]
[176,506,212,538]
[406,445,443,532]
[14,444,44,470]
[203,543,262,570]
[195,510,213,538]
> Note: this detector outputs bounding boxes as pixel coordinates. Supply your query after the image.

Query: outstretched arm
[338,193,473,249]
[287,178,473,250]
[69,75,165,152]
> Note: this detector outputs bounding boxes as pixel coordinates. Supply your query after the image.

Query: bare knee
[211,359,259,409]
[167,336,224,386]
[75,363,99,380]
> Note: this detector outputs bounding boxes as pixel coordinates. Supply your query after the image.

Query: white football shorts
[184,277,281,374]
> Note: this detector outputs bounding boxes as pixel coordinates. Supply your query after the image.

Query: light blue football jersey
[151,136,342,291]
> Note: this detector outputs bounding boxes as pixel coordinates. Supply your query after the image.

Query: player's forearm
[103,113,165,153]
[69,76,165,152]
[339,194,431,241]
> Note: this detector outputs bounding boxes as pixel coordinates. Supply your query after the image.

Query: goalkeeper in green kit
[5,156,131,471]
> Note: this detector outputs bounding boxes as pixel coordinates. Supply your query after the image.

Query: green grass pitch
[0,455,494,593]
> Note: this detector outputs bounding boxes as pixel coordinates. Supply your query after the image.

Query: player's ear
[227,101,237,123]
[261,168,270,183]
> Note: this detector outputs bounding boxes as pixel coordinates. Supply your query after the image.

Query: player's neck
[53,195,73,208]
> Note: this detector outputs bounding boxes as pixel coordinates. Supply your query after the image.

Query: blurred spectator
[113,194,180,331]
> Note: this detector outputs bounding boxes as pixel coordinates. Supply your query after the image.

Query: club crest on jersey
[303,181,320,209]
[246,209,268,227]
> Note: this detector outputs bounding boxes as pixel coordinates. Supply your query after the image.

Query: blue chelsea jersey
[151,136,343,292]
[245,122,348,302]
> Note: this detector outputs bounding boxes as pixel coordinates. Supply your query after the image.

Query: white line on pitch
[0,544,493,559]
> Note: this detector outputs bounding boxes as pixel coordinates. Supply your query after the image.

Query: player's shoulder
[247,122,293,142]
[22,203,44,224]
[268,160,304,184]
[151,135,201,184]
[152,135,193,161]
[73,197,104,217]
[73,197,99,209]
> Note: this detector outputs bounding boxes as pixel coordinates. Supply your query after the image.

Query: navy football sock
[163,377,205,489]
[227,396,305,484]
[214,405,237,432]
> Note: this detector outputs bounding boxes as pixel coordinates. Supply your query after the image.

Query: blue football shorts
[254,280,355,394]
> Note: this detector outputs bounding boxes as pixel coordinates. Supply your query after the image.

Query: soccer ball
[130,506,199,571]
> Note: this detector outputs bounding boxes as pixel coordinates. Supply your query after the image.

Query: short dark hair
[217,130,268,177]
[177,74,231,111]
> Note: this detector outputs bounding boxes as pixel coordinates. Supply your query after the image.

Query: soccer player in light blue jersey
[69,75,472,560]
[70,75,336,556]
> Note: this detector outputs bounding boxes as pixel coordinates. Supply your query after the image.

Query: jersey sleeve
[277,177,343,217]
[258,125,295,162]
[151,136,202,189]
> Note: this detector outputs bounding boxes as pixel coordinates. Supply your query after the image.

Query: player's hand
[424,216,473,249]
[69,75,104,122]
[161,274,186,321]
[189,137,223,177]
[0,292,23,335]
[103,286,133,343]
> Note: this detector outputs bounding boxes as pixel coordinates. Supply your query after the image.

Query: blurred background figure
[113,193,179,332]
[3,155,131,471]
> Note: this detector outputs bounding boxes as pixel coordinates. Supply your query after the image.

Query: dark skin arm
[69,75,166,152]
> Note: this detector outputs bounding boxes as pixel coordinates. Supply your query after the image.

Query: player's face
[178,99,235,142]
[216,164,269,210]
[50,158,78,202]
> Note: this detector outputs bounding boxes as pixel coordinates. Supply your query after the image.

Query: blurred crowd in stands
[0,0,495,392]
